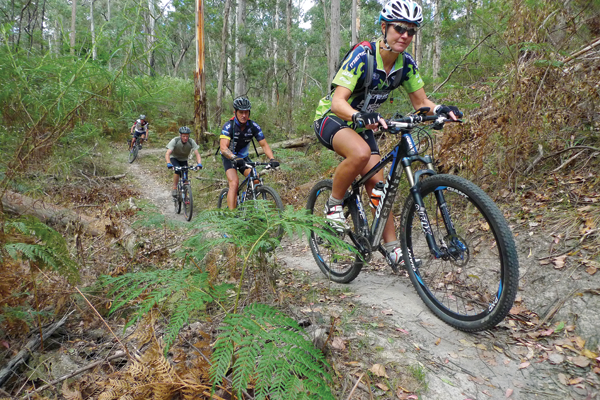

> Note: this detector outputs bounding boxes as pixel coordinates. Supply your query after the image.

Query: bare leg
[172,173,179,191]
[330,128,371,200]
[360,155,397,244]
[225,168,239,210]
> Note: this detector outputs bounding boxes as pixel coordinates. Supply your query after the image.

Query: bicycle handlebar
[382,113,462,133]
[169,165,201,171]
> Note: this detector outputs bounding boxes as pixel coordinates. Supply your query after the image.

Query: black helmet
[179,126,191,135]
[233,97,251,111]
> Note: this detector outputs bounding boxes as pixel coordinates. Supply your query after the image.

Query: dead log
[0,311,73,389]
[2,191,104,236]
[201,136,315,158]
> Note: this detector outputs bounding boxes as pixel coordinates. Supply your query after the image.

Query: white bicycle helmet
[379,0,423,27]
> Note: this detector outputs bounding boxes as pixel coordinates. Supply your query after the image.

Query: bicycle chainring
[349,231,372,263]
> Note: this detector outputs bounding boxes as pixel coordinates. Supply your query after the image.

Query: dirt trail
[126,148,189,222]
[126,146,598,399]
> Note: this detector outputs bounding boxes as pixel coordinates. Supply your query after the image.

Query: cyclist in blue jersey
[220,97,279,210]
[313,0,461,266]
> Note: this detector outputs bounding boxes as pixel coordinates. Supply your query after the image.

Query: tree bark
[215,0,232,126]
[234,0,247,96]
[271,0,280,107]
[2,191,104,236]
[351,0,357,44]
[147,0,156,76]
[432,0,441,80]
[286,0,293,127]
[90,0,96,60]
[329,0,340,85]
[70,0,76,56]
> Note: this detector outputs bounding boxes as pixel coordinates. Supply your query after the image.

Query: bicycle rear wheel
[217,188,229,208]
[128,139,138,163]
[400,174,519,331]
[183,184,193,221]
[174,186,182,214]
[306,180,363,283]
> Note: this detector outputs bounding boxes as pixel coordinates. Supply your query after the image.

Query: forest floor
[5,141,599,400]
[119,143,600,399]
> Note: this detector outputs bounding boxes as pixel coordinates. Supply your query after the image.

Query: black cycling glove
[269,159,280,169]
[352,112,382,129]
[434,105,463,118]
[232,157,246,169]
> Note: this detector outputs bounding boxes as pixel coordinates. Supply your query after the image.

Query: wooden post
[194,0,208,143]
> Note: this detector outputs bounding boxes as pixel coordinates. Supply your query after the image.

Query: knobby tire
[306,180,363,283]
[183,184,193,221]
[128,139,138,163]
[400,174,519,331]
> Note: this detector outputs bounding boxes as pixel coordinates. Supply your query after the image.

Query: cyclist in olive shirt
[165,126,203,198]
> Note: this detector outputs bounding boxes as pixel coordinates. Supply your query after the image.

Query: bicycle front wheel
[400,174,519,331]
[128,140,138,163]
[306,180,363,284]
[217,188,229,209]
[174,187,182,214]
[183,184,193,221]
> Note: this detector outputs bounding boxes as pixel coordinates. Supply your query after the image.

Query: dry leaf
[331,337,346,350]
[518,361,530,369]
[586,266,597,275]
[376,382,389,391]
[505,388,513,398]
[435,338,441,346]
[568,377,584,385]
[572,355,590,368]
[574,336,585,349]
[558,373,568,385]
[553,255,567,269]
[382,309,394,315]
[369,363,389,378]
[581,348,598,359]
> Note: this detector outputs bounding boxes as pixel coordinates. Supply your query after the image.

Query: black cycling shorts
[170,158,188,176]
[314,115,380,155]
[221,155,251,173]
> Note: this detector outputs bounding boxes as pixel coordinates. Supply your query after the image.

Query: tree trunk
[298,47,309,95]
[194,0,208,143]
[329,0,340,85]
[2,191,104,236]
[147,0,156,76]
[234,0,247,96]
[286,0,293,127]
[432,0,441,80]
[351,0,358,44]
[40,0,47,53]
[70,0,76,56]
[215,0,232,126]
[90,0,96,60]
[271,0,280,107]
[414,0,422,66]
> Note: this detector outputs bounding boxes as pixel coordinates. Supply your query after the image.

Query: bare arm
[220,138,236,160]
[331,86,387,129]
[408,88,438,115]
[193,149,202,164]
[165,149,173,163]
[257,139,274,160]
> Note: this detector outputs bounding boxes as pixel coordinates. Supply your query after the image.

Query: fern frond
[210,303,335,399]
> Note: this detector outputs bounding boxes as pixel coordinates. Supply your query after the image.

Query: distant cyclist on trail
[165,126,203,199]
[313,0,461,266]
[130,114,149,149]
[219,97,279,210]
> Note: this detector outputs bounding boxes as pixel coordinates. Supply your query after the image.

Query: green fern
[100,267,233,350]
[210,303,335,400]
[3,216,79,283]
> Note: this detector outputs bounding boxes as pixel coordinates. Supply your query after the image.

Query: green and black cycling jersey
[314,39,424,121]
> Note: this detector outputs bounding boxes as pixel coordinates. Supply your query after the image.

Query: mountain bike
[217,162,284,238]
[128,135,145,163]
[171,165,200,221]
[306,109,519,332]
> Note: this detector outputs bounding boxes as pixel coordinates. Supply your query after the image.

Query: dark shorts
[170,158,188,176]
[132,131,145,138]
[222,155,251,173]
[314,115,380,155]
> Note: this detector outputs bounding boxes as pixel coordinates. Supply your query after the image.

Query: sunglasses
[390,23,418,37]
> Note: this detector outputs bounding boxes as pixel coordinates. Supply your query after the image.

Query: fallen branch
[563,37,600,63]
[0,311,74,388]
[524,144,544,175]
[551,150,585,172]
[22,352,127,396]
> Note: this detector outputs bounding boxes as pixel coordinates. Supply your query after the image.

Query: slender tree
[70,0,77,56]
[234,0,247,96]
[215,0,233,126]
[329,0,340,85]
[432,0,441,80]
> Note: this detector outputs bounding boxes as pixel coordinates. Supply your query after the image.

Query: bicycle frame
[348,125,456,261]
[235,163,266,203]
